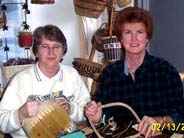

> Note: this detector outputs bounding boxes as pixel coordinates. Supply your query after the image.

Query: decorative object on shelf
[18,0,32,49]
[73,0,106,18]
[17,0,33,60]
[31,0,55,4]
[18,31,33,49]
[103,36,122,61]
[0,4,8,30]
[2,64,33,81]
[91,23,108,53]
[3,38,9,62]
[116,0,131,7]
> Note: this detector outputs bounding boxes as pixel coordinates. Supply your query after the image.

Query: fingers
[55,97,70,113]
[85,101,102,123]
[85,101,100,116]
[26,101,40,117]
[138,116,159,138]
[18,100,40,122]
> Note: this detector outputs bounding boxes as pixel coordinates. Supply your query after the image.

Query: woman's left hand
[137,116,161,138]
[55,97,70,113]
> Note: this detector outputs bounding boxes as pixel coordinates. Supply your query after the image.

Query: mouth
[130,44,139,47]
[47,57,56,60]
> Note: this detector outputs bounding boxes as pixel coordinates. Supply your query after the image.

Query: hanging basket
[117,0,132,7]
[0,12,6,29]
[73,0,106,18]
[18,31,33,48]
[31,0,55,4]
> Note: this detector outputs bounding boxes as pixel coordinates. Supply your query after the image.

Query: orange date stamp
[151,123,184,132]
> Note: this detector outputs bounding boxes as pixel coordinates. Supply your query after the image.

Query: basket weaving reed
[23,102,70,138]
[73,0,106,18]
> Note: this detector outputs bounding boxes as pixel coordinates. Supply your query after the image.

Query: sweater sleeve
[0,76,23,133]
[69,70,91,122]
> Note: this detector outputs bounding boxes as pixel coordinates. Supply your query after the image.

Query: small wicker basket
[31,0,55,4]
[0,12,6,29]
[72,58,103,80]
[73,0,106,18]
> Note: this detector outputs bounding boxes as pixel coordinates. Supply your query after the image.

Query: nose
[48,47,55,55]
[131,33,137,42]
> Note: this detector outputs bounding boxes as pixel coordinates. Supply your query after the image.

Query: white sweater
[0,63,90,138]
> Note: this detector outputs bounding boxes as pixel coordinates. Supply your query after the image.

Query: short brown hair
[114,7,153,41]
[32,24,67,56]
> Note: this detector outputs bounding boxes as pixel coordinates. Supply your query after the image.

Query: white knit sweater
[0,63,90,138]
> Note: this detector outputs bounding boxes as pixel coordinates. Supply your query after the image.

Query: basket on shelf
[18,31,33,48]
[73,0,106,18]
[116,0,132,7]
[0,12,6,29]
[31,0,55,4]
[2,64,33,81]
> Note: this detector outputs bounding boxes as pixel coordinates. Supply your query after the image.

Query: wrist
[18,108,26,125]
[162,116,173,124]
[16,110,25,127]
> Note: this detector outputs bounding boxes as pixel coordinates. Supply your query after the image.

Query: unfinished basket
[73,0,106,18]
[23,102,71,138]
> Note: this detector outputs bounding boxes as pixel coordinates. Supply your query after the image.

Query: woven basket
[31,0,55,4]
[0,12,6,28]
[72,58,103,80]
[23,102,70,138]
[73,0,106,18]
[117,0,132,7]
[2,64,33,81]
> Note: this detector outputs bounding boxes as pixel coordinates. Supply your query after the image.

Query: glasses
[39,44,62,51]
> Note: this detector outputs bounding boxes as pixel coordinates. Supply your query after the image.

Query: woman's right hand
[85,101,102,124]
[18,101,40,124]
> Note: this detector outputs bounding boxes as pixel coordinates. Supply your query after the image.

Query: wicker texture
[31,0,55,4]
[73,0,106,18]
[72,58,103,80]
[23,102,70,138]
[0,12,6,28]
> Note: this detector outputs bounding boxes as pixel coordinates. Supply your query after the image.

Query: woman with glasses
[0,25,90,138]
[85,7,184,138]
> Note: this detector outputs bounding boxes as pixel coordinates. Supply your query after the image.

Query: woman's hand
[55,97,70,113]
[18,101,40,124]
[137,116,162,138]
[85,101,102,124]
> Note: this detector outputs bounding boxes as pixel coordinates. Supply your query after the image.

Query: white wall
[28,0,80,65]
[0,0,81,65]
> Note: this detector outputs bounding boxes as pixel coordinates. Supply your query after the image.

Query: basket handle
[88,102,141,138]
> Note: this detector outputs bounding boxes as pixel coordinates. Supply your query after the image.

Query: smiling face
[121,22,149,56]
[37,37,64,70]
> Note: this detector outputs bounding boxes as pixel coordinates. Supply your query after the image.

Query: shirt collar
[124,60,129,76]
[123,51,150,76]
[34,63,63,82]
